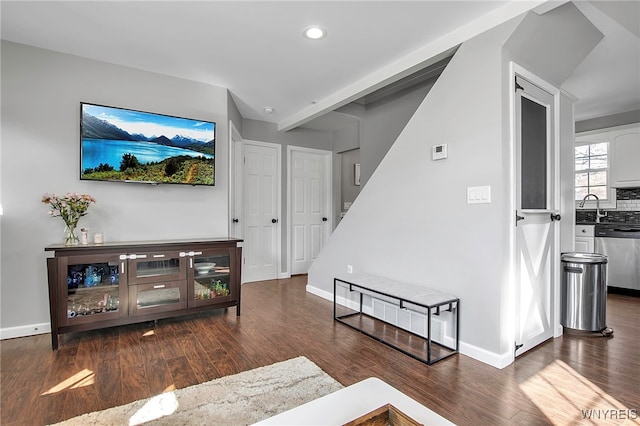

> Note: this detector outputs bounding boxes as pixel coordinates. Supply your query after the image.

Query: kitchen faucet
[579,193,607,223]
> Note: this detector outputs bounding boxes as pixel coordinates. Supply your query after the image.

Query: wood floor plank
[1,275,638,425]
[176,333,222,383]
[166,356,199,389]
[120,364,151,404]
[145,357,174,396]
[95,358,123,408]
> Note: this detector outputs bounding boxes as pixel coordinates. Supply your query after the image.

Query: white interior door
[289,147,331,275]
[514,73,559,357]
[243,141,280,283]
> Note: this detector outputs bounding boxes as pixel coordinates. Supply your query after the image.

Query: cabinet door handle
[128,254,148,260]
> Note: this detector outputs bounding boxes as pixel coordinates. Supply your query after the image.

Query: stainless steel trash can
[561,252,608,332]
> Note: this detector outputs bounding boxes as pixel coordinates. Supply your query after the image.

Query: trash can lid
[561,252,608,263]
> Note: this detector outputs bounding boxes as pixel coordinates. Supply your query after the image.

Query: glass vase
[64,223,79,246]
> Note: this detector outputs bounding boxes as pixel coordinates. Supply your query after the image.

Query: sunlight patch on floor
[128,391,179,426]
[42,369,95,395]
[520,360,639,424]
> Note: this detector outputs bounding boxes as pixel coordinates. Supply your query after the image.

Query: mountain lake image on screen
[80,103,216,186]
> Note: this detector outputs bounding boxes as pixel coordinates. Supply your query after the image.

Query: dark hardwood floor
[1,275,638,425]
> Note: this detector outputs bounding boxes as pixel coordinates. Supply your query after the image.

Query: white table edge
[253,377,456,425]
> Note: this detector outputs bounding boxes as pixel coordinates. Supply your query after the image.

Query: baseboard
[306,283,513,370]
[306,283,362,311]
[459,341,513,369]
[0,322,51,340]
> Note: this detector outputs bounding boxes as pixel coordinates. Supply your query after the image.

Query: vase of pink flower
[42,192,96,245]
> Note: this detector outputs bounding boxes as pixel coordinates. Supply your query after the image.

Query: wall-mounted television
[80,103,216,186]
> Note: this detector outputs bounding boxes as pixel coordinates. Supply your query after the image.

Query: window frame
[574,130,617,210]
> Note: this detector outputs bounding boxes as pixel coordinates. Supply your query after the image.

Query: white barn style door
[513,71,560,357]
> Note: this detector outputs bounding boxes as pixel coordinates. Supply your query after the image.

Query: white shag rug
[52,356,343,426]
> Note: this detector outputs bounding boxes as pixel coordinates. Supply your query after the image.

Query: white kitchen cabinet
[575,225,595,253]
[610,123,640,188]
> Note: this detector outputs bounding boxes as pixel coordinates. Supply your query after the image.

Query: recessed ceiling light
[304,26,326,40]
[263,107,275,114]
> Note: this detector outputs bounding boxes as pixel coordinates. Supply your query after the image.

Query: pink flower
[41,192,96,227]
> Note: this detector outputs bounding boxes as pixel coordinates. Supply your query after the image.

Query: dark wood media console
[45,238,242,349]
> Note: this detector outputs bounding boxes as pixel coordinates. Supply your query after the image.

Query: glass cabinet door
[189,249,235,307]
[129,280,187,316]
[59,253,127,326]
[127,251,186,285]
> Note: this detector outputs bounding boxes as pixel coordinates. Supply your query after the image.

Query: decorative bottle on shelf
[80,228,89,245]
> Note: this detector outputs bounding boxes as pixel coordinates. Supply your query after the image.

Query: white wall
[359,83,434,187]
[340,149,361,212]
[308,3,601,368]
[576,109,640,133]
[0,41,230,337]
[309,18,520,364]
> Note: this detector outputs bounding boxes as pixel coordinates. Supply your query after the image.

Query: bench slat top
[336,272,458,307]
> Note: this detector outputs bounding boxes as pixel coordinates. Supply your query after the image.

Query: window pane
[521,97,547,210]
[574,140,611,205]
[591,186,608,199]
[590,171,607,186]
[575,187,589,201]
[590,155,607,170]
[575,145,589,157]
[590,142,608,156]
[575,172,589,187]
[575,157,589,170]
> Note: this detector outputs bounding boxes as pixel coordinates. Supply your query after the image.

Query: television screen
[80,103,215,186]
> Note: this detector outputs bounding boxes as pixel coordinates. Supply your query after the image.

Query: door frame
[228,120,243,239]
[286,145,333,277]
[509,62,563,362]
[235,139,283,282]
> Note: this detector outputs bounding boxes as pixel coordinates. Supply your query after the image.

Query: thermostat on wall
[432,144,448,160]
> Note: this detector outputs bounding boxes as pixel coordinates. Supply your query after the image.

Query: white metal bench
[334,273,459,365]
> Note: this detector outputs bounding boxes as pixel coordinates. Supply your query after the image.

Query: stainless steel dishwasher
[595,224,640,291]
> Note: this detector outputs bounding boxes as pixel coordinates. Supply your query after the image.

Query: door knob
[550,213,561,222]
[232,218,239,223]
[322,217,328,222]
[272,218,278,224]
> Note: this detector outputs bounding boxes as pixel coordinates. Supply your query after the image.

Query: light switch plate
[467,186,491,204]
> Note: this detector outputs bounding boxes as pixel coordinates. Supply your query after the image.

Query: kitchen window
[574,132,617,209]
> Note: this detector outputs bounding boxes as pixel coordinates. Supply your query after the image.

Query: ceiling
[1,1,638,131]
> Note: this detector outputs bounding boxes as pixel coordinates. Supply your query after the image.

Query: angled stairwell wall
[309,3,603,368]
